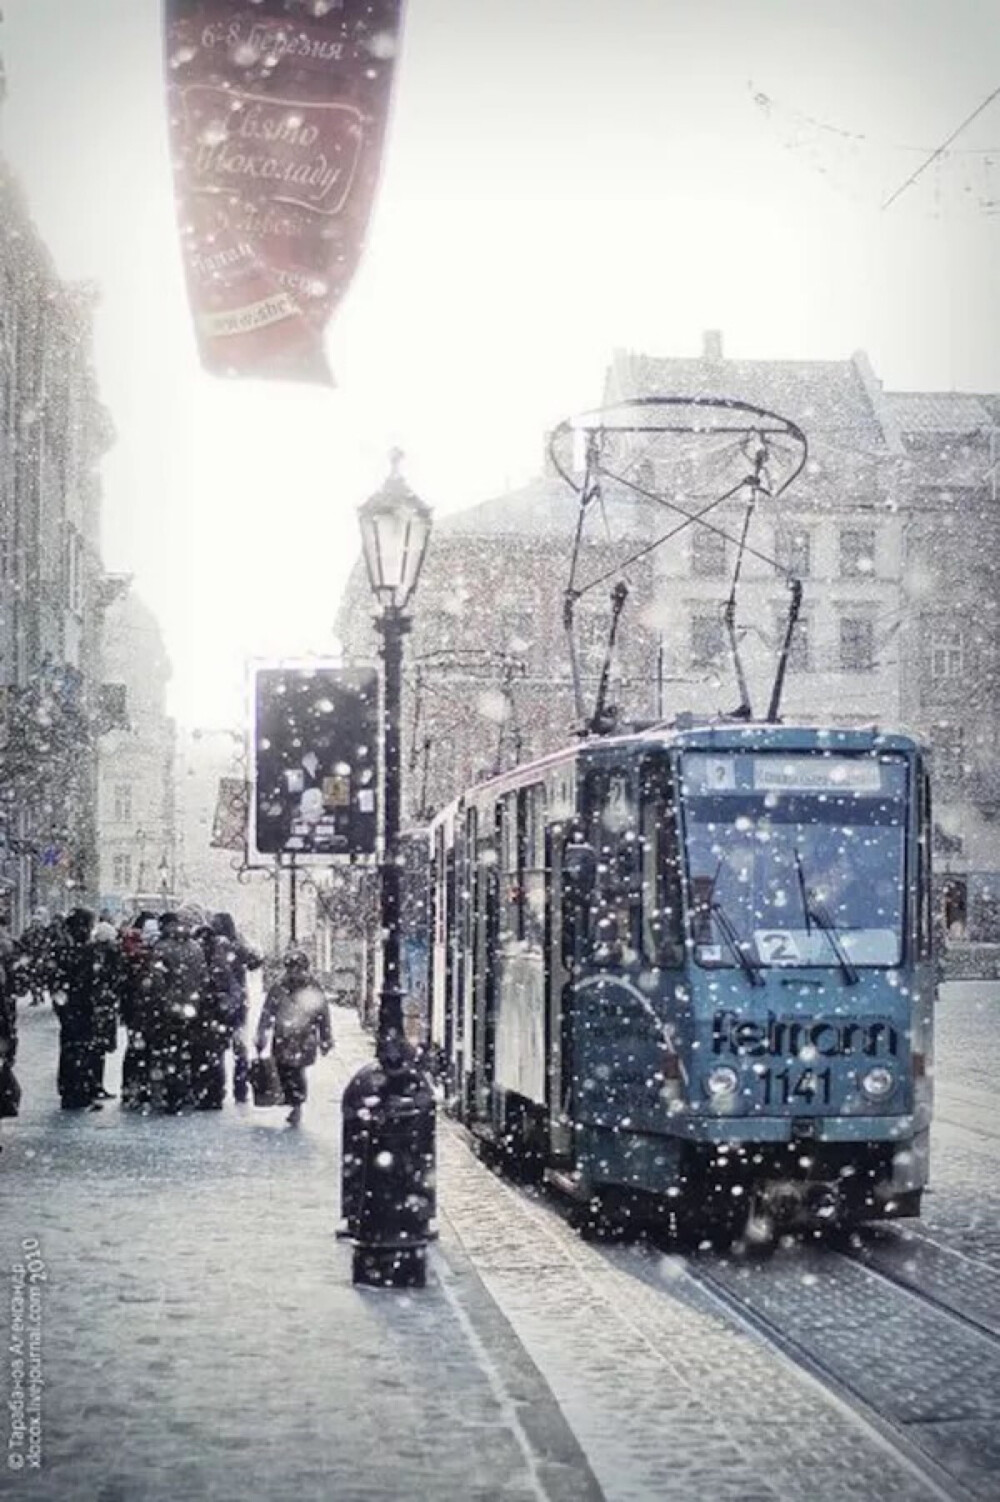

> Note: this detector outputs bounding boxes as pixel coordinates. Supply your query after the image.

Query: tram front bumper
[674,1113,917,1144]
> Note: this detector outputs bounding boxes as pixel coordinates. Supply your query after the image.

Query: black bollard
[339,1038,436,1288]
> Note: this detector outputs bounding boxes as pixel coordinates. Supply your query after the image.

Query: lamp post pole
[376,605,408,1049]
[339,452,435,1288]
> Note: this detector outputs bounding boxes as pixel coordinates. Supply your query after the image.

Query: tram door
[470,815,498,1118]
[546,827,574,1160]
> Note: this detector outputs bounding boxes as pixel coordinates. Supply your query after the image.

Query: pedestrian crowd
[0,906,333,1146]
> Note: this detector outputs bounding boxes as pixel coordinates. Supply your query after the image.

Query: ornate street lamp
[340,451,436,1288]
[358,448,433,614]
[356,449,432,1047]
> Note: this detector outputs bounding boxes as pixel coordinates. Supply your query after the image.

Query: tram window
[584,769,640,965]
[434,826,447,948]
[496,786,546,948]
[639,760,684,968]
[499,793,520,941]
[522,784,546,953]
[918,769,933,959]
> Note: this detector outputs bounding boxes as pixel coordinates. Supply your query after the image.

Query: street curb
[435,1220,605,1502]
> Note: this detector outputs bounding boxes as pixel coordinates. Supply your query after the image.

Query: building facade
[336,474,657,823]
[337,336,999,947]
[888,391,1000,942]
[96,578,176,915]
[602,337,906,729]
[0,157,113,927]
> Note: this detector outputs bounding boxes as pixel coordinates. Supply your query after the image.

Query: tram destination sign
[251,663,378,859]
[683,753,886,795]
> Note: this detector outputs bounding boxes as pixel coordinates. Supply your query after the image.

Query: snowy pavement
[0,1000,596,1502]
[1,982,997,1501]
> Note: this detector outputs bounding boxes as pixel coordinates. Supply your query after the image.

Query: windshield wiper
[807,901,860,986]
[793,848,859,986]
[711,900,764,987]
[793,848,812,936]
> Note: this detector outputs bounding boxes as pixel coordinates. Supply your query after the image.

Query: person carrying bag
[254,951,332,1127]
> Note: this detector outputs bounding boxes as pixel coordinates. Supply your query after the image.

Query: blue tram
[428,720,935,1233]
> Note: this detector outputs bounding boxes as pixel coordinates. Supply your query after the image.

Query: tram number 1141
[759,1066,832,1107]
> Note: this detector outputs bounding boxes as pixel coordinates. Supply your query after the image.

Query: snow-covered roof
[886,392,995,434]
[436,476,623,540]
[607,351,888,450]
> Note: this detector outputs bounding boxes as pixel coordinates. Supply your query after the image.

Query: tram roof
[427,720,922,826]
[605,721,922,755]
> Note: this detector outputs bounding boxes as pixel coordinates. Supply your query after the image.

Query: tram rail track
[841,1229,1000,1342]
[447,1119,1000,1500]
[684,1254,976,1502]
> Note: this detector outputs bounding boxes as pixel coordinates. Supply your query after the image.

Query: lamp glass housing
[358,478,432,611]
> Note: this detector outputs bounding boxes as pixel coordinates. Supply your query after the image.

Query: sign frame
[249,658,379,863]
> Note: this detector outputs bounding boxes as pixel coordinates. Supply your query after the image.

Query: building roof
[436,475,642,541]
[607,349,889,453]
[886,392,995,434]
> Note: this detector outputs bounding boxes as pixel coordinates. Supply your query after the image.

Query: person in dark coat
[52,907,102,1109]
[119,914,159,1109]
[147,911,210,1114]
[189,921,236,1111]
[15,908,56,1006]
[255,951,332,1127]
[211,912,262,1103]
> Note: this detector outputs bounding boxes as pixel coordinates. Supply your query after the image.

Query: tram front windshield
[678,752,908,970]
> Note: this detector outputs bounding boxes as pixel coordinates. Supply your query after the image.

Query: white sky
[2,0,999,725]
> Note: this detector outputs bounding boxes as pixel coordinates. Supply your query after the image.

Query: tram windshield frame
[675,750,910,972]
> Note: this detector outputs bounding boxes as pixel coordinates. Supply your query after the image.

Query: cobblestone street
[0,982,997,1501]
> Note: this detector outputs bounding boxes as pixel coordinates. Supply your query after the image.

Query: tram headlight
[860,1066,895,1101]
[705,1066,740,1098]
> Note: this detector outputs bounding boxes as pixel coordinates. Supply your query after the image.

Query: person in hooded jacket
[255,951,332,1126]
[147,911,210,1114]
[211,912,262,1103]
[52,908,102,1109]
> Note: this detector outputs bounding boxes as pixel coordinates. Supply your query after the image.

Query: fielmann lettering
[712,1010,899,1059]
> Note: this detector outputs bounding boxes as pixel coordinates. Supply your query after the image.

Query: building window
[840,615,875,673]
[690,527,727,578]
[839,527,876,579]
[931,623,966,680]
[774,607,811,672]
[504,609,534,658]
[113,783,133,823]
[112,853,132,890]
[0,515,12,583]
[576,606,608,675]
[691,610,726,669]
[931,722,965,786]
[634,459,655,492]
[63,524,84,614]
[774,525,811,577]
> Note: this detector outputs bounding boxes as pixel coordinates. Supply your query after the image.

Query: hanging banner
[164,0,405,384]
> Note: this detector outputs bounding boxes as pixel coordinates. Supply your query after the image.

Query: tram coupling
[754,1179,844,1233]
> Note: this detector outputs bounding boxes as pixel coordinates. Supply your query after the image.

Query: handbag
[249,1053,284,1108]
[0,1059,21,1119]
